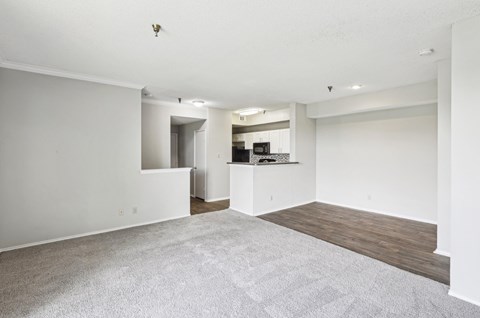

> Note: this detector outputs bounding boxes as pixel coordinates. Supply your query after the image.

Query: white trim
[170,132,179,168]
[448,290,480,307]
[140,168,192,174]
[194,130,197,198]
[0,60,144,90]
[434,249,451,257]
[194,129,207,200]
[0,214,190,253]
[205,197,230,203]
[315,200,437,225]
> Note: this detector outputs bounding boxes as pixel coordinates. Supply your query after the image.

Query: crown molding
[0,60,145,90]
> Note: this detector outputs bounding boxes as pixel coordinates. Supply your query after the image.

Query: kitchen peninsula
[228,161,309,216]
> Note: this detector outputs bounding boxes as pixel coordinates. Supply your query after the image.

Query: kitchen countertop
[227,161,299,166]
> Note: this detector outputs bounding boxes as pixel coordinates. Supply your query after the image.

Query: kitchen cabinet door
[252,132,269,143]
[279,129,290,153]
[252,132,261,143]
[236,133,246,142]
[269,130,280,153]
[245,133,254,149]
[251,131,270,143]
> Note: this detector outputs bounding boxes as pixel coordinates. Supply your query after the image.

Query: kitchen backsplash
[249,150,290,164]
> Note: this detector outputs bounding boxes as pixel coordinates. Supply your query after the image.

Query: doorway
[170,116,215,214]
[190,197,230,215]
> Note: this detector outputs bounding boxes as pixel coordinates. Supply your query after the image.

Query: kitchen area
[228,107,306,216]
[231,108,291,164]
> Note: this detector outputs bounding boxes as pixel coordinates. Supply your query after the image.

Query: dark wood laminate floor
[190,197,230,215]
[258,202,450,285]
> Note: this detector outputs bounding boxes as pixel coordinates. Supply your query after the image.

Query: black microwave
[253,142,270,155]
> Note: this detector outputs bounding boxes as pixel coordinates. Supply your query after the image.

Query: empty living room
[2,1,480,317]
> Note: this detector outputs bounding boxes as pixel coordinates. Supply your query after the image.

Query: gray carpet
[1,210,479,318]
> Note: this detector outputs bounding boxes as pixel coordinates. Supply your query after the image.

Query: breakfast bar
[228,162,303,216]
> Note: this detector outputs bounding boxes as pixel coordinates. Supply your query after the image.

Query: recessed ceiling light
[192,100,205,107]
[351,84,363,90]
[419,48,434,56]
[236,108,262,116]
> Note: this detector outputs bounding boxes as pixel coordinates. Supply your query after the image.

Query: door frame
[193,129,207,199]
[170,132,178,168]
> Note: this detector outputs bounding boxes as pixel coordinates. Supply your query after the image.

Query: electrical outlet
[119,210,124,216]
[270,195,273,201]
[132,207,138,214]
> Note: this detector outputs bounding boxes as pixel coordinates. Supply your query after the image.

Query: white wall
[316,104,437,223]
[178,120,206,195]
[449,15,480,306]
[307,81,437,119]
[436,59,452,256]
[142,101,207,169]
[142,104,231,202]
[289,103,317,204]
[206,108,232,201]
[0,68,190,250]
[230,164,313,216]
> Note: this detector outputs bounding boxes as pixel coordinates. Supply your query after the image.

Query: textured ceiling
[1,1,479,110]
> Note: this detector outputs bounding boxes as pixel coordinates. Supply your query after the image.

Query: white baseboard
[448,290,480,307]
[315,200,437,225]
[0,214,190,253]
[205,197,230,203]
[434,249,451,257]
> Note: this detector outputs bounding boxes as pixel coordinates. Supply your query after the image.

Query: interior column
[450,14,480,305]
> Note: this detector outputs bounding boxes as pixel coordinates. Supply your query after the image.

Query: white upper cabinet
[232,133,246,142]
[234,128,290,153]
[279,129,290,153]
[253,131,269,143]
[269,130,280,153]
[245,133,254,149]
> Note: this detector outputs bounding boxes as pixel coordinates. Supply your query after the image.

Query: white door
[194,130,206,199]
[171,133,178,168]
